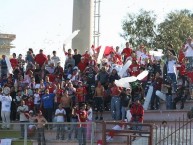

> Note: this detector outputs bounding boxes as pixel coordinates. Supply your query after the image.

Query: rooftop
[0,33,16,40]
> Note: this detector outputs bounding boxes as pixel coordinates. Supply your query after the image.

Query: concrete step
[102,110,189,122]
[32,140,129,145]
[159,99,193,110]
[144,110,188,122]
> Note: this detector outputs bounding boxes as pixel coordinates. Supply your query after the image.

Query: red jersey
[129,63,140,76]
[88,60,96,66]
[122,48,132,58]
[187,72,193,83]
[111,86,121,96]
[35,53,48,67]
[130,103,144,122]
[78,61,87,72]
[76,87,87,103]
[82,53,90,64]
[10,58,18,69]
[178,49,185,63]
[26,100,34,111]
[47,84,55,93]
[177,64,186,76]
[76,110,87,127]
[55,89,63,103]
[47,74,56,82]
[115,54,123,65]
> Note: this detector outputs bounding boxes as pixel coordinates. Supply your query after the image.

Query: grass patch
[0,130,33,145]
[12,141,33,145]
[0,130,20,138]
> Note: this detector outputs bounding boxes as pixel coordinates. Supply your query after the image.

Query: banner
[5,56,13,75]
[97,46,106,64]
[118,60,132,77]
[63,30,80,45]
[0,139,12,145]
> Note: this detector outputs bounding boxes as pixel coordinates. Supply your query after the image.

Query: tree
[121,9,157,49]
[157,10,193,51]
[121,9,193,52]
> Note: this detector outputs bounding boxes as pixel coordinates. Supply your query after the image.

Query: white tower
[72,0,94,54]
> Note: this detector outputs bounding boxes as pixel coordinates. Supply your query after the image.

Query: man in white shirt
[0,87,12,129]
[184,37,193,71]
[17,100,29,138]
[139,48,149,66]
[55,104,66,140]
[51,51,60,67]
[166,55,177,92]
[86,104,93,140]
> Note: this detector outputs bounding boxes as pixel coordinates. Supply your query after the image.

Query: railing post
[190,119,192,144]
[149,124,153,145]
[24,123,27,145]
[179,117,181,144]
[102,121,106,145]
[170,126,173,145]
[91,122,95,145]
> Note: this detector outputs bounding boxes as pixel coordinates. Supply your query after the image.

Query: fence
[0,122,96,145]
[154,115,193,145]
[98,121,154,145]
[1,118,192,145]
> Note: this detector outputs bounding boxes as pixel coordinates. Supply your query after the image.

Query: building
[0,33,16,56]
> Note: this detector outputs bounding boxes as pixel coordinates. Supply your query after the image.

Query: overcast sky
[0,0,193,55]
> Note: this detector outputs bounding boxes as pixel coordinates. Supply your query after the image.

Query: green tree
[121,9,157,49]
[121,9,193,52]
[157,10,193,51]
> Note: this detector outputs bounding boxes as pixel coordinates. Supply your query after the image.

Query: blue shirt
[41,93,55,109]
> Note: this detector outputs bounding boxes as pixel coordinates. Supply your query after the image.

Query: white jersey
[87,108,93,121]
[55,108,66,122]
[0,95,12,112]
[185,43,193,57]
[34,93,41,104]
[17,105,29,121]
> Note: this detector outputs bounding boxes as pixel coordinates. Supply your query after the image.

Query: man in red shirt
[76,81,87,105]
[10,53,18,69]
[178,45,185,64]
[34,49,48,68]
[130,97,144,141]
[82,50,90,64]
[76,104,87,145]
[130,98,144,123]
[78,57,87,73]
[110,82,122,120]
[121,42,132,62]
[129,58,140,76]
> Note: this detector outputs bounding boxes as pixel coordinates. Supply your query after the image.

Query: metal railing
[154,115,193,145]
[98,121,154,145]
[0,122,96,145]
[2,118,191,145]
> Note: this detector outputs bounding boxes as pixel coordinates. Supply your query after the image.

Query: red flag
[95,46,101,53]
[104,46,115,56]
[115,54,123,65]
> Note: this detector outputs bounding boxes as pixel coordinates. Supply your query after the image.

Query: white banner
[5,56,13,75]
[0,139,12,145]
[118,60,132,77]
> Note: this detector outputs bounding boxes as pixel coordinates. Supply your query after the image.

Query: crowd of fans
[0,37,193,142]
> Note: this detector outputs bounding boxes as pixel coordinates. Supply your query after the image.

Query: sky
[0,0,193,56]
